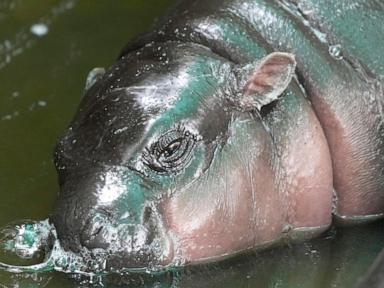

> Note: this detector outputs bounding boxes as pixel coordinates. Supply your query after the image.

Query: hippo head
[50,42,296,272]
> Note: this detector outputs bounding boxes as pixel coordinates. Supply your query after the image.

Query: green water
[0,1,383,287]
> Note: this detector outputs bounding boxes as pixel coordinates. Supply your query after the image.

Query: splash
[0,219,97,275]
[0,219,182,277]
[0,219,55,273]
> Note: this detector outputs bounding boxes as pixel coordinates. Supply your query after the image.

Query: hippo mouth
[0,218,175,275]
[77,207,176,272]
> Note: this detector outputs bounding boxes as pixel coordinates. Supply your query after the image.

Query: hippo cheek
[162,141,285,263]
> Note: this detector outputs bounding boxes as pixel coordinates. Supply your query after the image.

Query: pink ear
[240,52,296,111]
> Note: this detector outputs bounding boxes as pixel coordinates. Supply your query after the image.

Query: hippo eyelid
[142,128,196,173]
[162,139,191,163]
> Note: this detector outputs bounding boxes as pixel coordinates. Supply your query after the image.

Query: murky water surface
[0,1,383,287]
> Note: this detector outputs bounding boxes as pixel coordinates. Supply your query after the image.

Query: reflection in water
[0,221,382,287]
[175,222,383,288]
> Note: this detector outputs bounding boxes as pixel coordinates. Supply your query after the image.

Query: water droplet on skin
[329,44,343,60]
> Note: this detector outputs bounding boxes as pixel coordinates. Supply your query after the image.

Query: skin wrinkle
[242,132,257,212]
[317,79,384,216]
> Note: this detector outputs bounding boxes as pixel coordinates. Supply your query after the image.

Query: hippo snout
[81,222,151,250]
[80,208,173,268]
[52,165,175,271]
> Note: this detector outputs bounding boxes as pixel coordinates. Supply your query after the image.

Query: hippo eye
[163,140,182,157]
[143,129,196,173]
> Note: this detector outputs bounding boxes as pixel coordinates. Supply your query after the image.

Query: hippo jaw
[77,209,175,271]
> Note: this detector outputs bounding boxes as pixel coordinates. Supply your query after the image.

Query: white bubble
[30,23,49,37]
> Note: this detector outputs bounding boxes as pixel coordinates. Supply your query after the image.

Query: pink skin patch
[163,106,333,263]
[164,117,284,263]
[273,87,333,229]
[158,53,334,264]
[309,82,384,220]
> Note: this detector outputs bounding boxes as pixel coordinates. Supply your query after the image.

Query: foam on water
[0,217,184,279]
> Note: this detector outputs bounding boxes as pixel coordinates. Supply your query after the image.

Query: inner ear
[239,52,296,111]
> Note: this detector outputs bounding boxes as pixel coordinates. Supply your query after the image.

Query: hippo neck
[120,0,381,81]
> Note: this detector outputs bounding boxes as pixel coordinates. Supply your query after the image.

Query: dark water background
[0,1,383,287]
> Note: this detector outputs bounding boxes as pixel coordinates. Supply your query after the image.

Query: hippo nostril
[91,225,103,237]
[80,211,114,250]
[142,206,160,246]
[145,228,156,246]
[143,206,153,223]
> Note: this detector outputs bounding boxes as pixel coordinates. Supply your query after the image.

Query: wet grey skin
[52,43,237,271]
[0,0,383,277]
